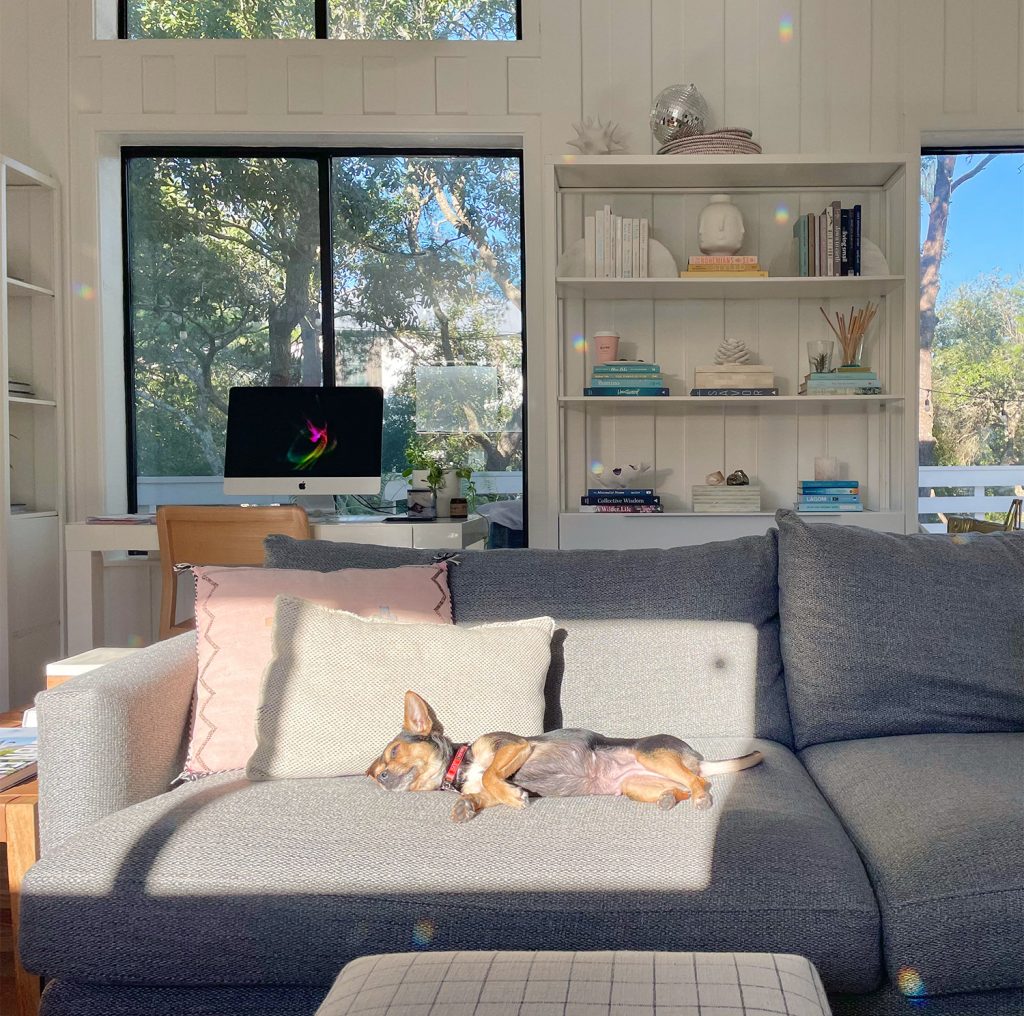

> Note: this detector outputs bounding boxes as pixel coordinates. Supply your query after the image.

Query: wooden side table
[0,708,39,1016]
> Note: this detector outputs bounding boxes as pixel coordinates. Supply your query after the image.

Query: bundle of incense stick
[819,302,878,366]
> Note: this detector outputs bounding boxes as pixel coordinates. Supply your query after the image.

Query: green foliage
[126,0,516,39]
[932,275,1024,466]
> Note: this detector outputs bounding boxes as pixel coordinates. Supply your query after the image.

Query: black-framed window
[119,1,521,40]
[123,147,526,525]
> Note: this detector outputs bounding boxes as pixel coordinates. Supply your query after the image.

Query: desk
[66,514,487,654]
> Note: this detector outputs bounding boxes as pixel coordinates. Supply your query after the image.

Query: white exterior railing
[918,465,1024,533]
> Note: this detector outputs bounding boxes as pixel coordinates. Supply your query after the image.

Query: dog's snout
[377,768,390,784]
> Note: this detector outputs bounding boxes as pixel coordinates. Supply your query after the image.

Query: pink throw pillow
[184,564,452,776]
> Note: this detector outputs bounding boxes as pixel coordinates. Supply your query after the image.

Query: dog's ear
[403,690,434,735]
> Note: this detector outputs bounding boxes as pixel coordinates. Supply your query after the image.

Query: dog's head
[365,691,452,792]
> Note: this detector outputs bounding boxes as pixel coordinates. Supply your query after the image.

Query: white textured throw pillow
[246,595,555,781]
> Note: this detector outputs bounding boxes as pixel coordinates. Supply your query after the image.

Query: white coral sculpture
[713,338,752,365]
[589,462,653,489]
[567,117,628,155]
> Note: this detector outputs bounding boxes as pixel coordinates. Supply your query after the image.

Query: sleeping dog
[366,691,764,823]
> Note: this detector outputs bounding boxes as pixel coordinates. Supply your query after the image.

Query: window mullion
[318,156,336,385]
[315,0,327,38]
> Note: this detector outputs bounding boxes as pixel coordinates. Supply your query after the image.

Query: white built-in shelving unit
[545,154,918,550]
[0,154,64,710]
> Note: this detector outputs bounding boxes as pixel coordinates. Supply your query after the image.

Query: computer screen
[223,386,384,496]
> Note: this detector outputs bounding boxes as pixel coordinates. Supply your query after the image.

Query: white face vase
[698,194,745,255]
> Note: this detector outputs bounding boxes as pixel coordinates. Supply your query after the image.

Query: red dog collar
[440,744,469,792]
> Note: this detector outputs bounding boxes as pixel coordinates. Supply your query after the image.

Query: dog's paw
[452,797,479,823]
[693,792,713,811]
[506,786,529,809]
[657,790,680,812]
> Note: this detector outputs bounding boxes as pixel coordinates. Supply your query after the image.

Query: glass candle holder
[807,339,834,374]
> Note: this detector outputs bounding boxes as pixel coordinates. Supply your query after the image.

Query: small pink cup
[593,332,620,363]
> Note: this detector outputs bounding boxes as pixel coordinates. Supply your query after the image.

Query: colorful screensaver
[286,418,337,471]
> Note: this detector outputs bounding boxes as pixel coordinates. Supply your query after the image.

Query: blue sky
[920,152,1024,305]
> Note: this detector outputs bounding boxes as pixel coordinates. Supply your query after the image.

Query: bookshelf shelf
[546,154,918,549]
[556,275,906,301]
[1,153,64,711]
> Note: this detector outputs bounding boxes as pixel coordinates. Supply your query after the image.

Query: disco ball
[649,84,709,144]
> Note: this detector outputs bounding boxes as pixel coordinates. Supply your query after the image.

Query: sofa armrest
[36,633,197,854]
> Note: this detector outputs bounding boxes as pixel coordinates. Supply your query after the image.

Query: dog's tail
[698,751,764,776]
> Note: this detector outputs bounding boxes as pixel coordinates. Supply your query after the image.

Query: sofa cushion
[186,564,453,776]
[21,739,879,993]
[775,510,1024,749]
[246,599,554,780]
[800,733,1024,998]
[264,535,793,747]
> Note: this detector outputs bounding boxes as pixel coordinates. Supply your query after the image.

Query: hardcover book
[690,388,778,397]
[584,387,670,397]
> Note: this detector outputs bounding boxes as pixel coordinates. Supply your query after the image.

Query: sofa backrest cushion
[264,534,792,746]
[776,509,1024,749]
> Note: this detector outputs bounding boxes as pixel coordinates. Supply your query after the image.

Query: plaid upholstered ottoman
[315,951,832,1016]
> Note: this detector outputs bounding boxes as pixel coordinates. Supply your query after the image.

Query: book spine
[584,387,670,397]
[623,218,633,279]
[831,200,842,276]
[587,488,656,497]
[589,376,663,386]
[640,218,649,278]
[603,205,612,277]
[840,209,850,276]
[593,364,662,374]
[806,213,815,276]
[689,387,779,396]
[581,495,661,506]
[853,204,862,276]
[795,503,865,512]
[824,205,833,276]
[615,215,623,278]
[580,505,665,513]
[595,210,605,277]
[632,219,641,278]
[584,216,596,277]
[687,255,761,265]
[799,481,858,489]
[798,494,862,503]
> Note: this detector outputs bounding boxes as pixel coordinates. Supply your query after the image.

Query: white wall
[1,0,1023,639]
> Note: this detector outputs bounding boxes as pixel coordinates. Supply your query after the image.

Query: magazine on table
[0,728,37,793]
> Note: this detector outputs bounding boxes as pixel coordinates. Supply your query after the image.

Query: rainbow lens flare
[73,282,95,300]
[412,918,435,947]
[286,419,336,471]
[778,14,794,43]
[898,967,926,997]
[572,334,587,353]
[774,204,791,225]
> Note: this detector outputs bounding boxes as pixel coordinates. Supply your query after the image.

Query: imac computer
[223,386,384,497]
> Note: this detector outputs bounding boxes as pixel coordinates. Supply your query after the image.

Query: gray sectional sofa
[20,510,1024,1016]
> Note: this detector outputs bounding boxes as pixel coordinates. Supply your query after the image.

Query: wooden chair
[156,505,311,640]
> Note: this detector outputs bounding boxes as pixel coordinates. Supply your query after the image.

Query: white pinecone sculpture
[713,338,752,365]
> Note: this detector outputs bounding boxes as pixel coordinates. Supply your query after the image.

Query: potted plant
[402,438,470,517]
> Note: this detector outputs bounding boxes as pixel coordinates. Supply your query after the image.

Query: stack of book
[681,255,767,278]
[0,727,37,793]
[691,363,777,397]
[799,368,881,395]
[792,203,862,276]
[585,360,669,397]
[691,484,762,513]
[579,488,663,514]
[584,207,650,278]
[8,378,35,399]
[796,480,863,512]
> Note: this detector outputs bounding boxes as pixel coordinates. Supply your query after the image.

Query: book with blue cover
[584,387,669,397]
[589,375,663,386]
[690,387,778,397]
[798,493,861,504]
[795,503,864,512]
[592,362,661,374]
[800,480,858,488]
[587,489,655,497]
[581,495,661,506]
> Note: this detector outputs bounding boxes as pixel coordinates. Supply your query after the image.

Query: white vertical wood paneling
[141,55,176,114]
[899,0,944,130]
[1020,1,1024,112]
[608,0,653,153]
[508,57,544,114]
[287,56,324,114]
[757,0,800,153]
[943,0,976,113]
[362,56,397,114]
[73,57,103,114]
[870,0,901,151]
[682,0,726,130]
[539,0,582,156]
[827,0,871,151]
[214,56,247,115]
[650,0,685,108]
[798,0,827,152]
[724,0,759,139]
[580,0,613,123]
[975,0,1019,118]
